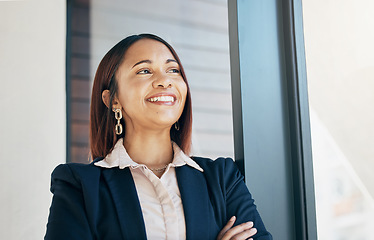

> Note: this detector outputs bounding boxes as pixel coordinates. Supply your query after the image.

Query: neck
[123,129,174,168]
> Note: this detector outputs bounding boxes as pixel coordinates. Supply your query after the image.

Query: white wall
[0,1,66,239]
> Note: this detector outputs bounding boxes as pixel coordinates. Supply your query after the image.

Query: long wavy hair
[89,34,192,160]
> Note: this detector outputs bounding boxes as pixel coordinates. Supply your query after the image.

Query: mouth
[146,93,177,105]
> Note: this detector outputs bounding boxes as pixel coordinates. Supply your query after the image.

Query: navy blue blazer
[45,157,272,240]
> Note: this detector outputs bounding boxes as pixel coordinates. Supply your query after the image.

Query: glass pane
[303,1,374,239]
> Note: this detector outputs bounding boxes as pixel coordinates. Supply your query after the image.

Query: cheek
[179,81,188,100]
[116,86,130,106]
[117,82,145,107]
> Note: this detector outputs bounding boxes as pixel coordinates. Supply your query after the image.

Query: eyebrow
[132,60,152,69]
[166,59,177,64]
[131,59,178,69]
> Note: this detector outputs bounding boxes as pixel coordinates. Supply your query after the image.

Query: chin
[150,116,179,128]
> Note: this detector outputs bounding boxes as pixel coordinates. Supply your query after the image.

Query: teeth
[148,96,175,102]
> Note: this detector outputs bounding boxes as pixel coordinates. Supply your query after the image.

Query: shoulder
[192,156,240,173]
[191,156,243,184]
[50,160,102,192]
[52,161,100,179]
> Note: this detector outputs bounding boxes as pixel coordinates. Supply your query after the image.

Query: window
[303,1,374,239]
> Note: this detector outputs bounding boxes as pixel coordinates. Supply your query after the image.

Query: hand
[217,216,257,240]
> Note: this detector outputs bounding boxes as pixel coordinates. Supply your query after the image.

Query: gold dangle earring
[174,121,180,131]
[114,108,123,135]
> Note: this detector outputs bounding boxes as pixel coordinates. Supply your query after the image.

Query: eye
[137,69,151,74]
[168,68,180,74]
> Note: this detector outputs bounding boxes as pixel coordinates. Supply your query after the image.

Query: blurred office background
[69,0,234,163]
[0,0,373,239]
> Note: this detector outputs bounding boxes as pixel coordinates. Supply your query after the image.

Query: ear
[102,90,122,111]
[101,90,111,109]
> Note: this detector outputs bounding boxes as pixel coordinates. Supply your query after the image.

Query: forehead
[122,38,176,65]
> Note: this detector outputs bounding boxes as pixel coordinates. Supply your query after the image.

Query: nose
[152,73,172,88]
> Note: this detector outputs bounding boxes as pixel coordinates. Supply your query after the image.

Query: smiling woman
[90,34,193,161]
[44,34,272,240]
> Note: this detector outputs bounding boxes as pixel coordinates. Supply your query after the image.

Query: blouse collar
[94,138,203,172]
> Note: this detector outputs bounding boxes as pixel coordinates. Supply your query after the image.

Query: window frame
[228,0,317,239]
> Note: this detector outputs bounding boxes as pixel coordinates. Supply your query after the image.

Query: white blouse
[94,139,203,240]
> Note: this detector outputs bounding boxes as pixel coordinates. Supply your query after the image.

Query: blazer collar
[101,161,211,240]
[102,167,147,240]
[176,165,211,240]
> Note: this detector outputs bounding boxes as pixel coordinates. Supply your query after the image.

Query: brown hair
[89,34,192,160]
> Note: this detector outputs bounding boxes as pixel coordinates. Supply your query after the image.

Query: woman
[45,34,272,240]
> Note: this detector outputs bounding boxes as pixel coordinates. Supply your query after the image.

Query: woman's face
[114,38,187,132]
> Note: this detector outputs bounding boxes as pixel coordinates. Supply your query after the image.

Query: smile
[146,93,178,106]
[147,96,175,103]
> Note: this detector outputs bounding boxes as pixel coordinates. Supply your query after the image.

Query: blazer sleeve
[195,157,272,240]
[44,164,93,240]
[223,158,272,240]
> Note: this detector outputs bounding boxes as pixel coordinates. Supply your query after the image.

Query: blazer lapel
[176,165,211,240]
[102,168,147,240]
